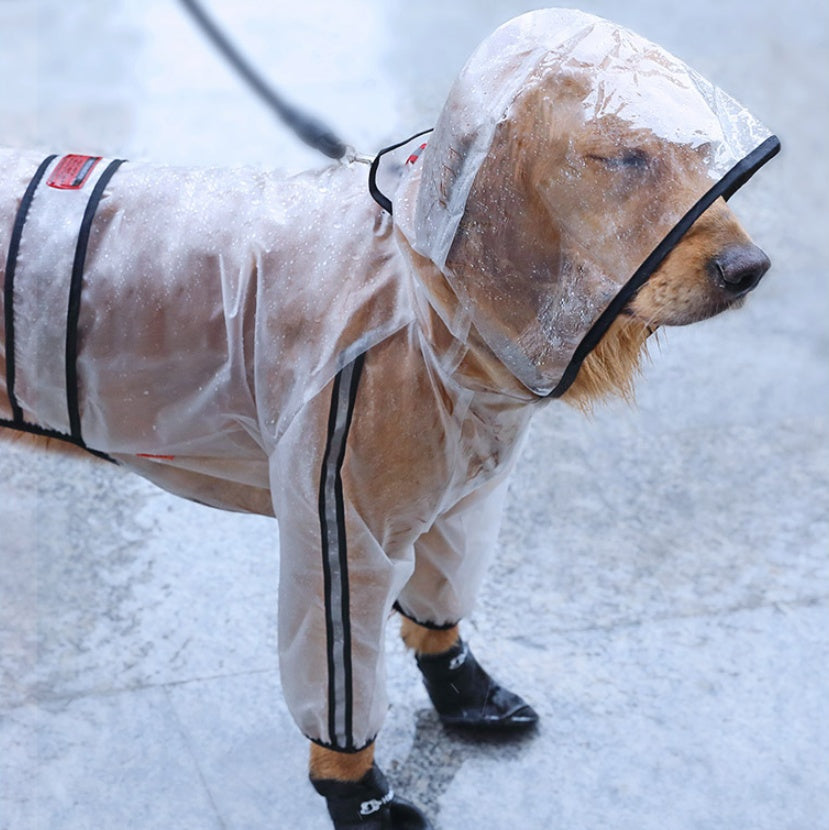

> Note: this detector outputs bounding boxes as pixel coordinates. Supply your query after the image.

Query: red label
[47,154,102,190]
[406,143,428,165]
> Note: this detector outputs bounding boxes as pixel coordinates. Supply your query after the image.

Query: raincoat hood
[394,8,780,396]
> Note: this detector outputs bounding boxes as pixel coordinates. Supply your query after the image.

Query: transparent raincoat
[1,9,778,752]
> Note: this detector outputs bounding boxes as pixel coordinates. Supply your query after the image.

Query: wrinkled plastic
[394,8,777,394]
[0,151,409,467]
[0,147,523,750]
[0,8,778,752]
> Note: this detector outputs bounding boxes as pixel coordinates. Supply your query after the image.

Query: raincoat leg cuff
[393,601,459,631]
[306,735,377,754]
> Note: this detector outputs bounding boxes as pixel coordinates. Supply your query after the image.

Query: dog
[0,10,778,829]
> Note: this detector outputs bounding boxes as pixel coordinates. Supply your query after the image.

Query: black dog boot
[311,764,433,830]
[416,639,539,729]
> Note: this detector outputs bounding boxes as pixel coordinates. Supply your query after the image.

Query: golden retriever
[0,10,776,829]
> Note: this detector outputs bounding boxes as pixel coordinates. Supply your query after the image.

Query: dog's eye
[587,149,650,171]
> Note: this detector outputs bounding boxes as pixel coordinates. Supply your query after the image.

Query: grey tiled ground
[1,2,827,829]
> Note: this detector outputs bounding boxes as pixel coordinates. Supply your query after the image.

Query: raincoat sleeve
[397,465,514,629]
[268,355,417,752]
[268,335,523,749]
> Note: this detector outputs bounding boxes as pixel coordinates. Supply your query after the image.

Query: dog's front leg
[396,475,539,730]
[399,613,538,731]
[400,618,460,655]
[268,356,435,829]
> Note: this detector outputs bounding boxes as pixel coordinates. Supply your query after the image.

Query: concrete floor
[1,2,827,829]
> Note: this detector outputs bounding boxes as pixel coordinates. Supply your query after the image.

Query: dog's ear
[444,70,592,280]
[438,72,614,384]
[444,74,585,294]
[433,127,476,215]
[443,116,563,348]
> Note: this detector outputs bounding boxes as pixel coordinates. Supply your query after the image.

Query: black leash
[180,1,433,212]
[179,0,348,160]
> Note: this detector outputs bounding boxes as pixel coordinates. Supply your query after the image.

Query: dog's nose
[710,244,771,295]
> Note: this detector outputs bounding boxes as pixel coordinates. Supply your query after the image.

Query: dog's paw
[312,764,433,830]
[416,639,539,730]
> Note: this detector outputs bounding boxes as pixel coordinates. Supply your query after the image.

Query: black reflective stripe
[4,154,57,423]
[1,153,122,464]
[65,158,125,444]
[549,134,782,399]
[318,353,365,749]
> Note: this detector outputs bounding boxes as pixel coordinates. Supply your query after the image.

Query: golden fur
[560,316,654,410]
[400,618,461,656]
[310,743,376,782]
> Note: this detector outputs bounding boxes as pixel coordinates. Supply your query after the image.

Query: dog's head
[394,9,779,401]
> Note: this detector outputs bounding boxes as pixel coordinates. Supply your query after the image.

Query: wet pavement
[1,2,827,829]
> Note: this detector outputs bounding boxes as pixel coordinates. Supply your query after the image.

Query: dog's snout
[709,244,771,295]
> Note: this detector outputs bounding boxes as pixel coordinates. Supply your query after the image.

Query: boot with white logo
[416,639,539,729]
[311,764,433,829]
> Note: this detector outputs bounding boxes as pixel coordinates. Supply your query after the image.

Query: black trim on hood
[548,134,781,399]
